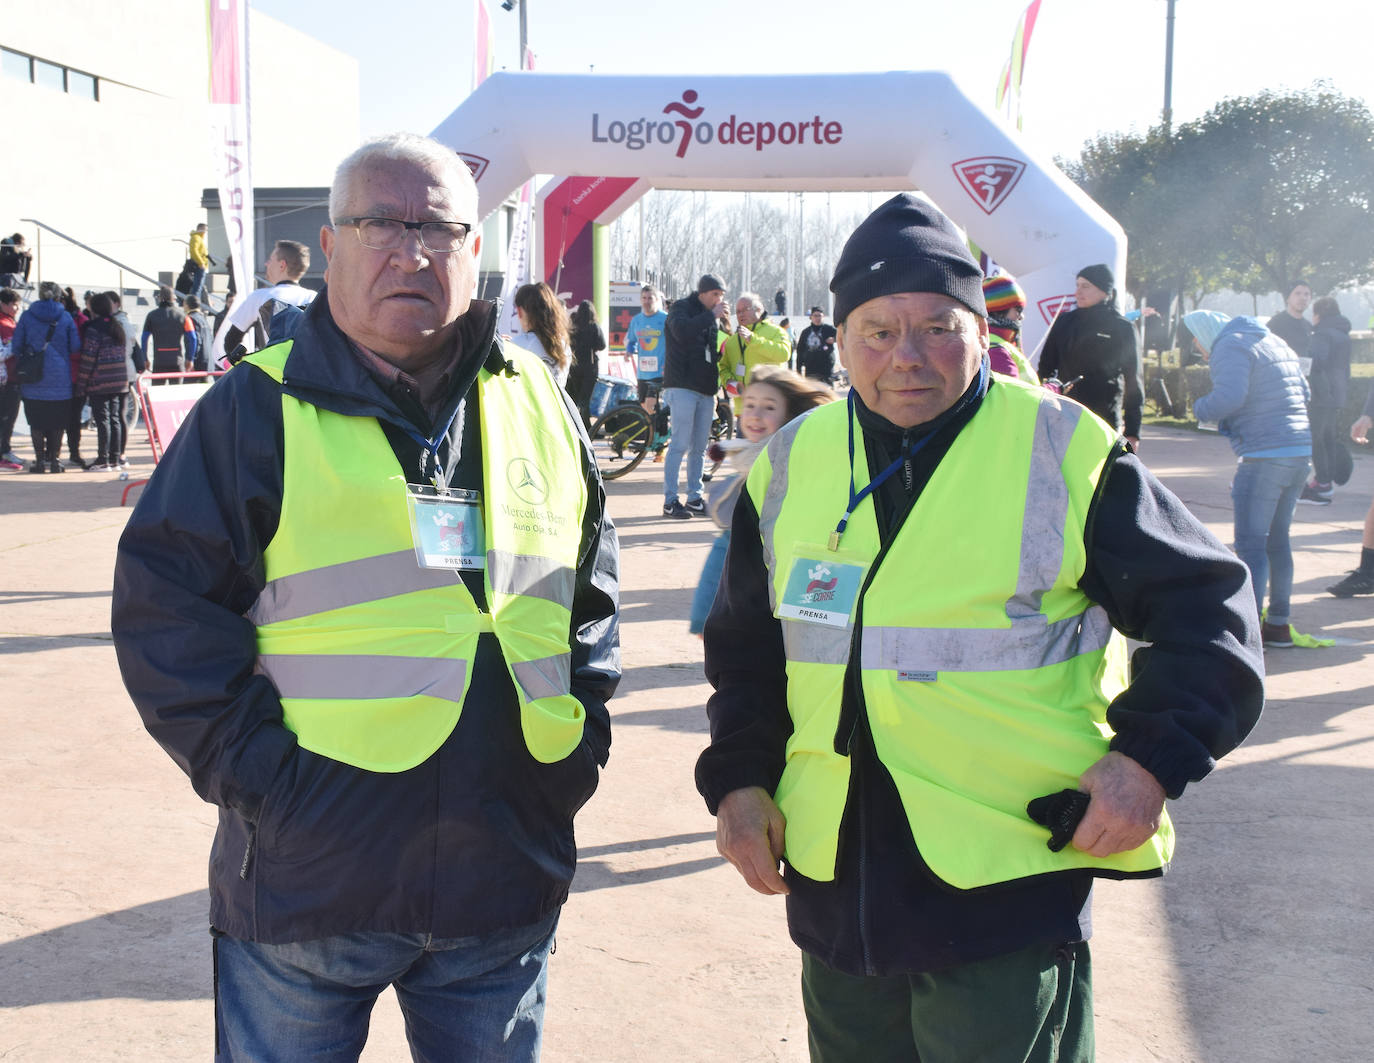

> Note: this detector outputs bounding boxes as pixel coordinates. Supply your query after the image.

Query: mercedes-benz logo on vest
[507,458,549,506]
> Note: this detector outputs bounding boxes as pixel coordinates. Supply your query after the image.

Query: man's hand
[716,786,789,896]
[1125,435,1140,453]
[1351,415,1371,445]
[1071,751,1165,857]
[736,325,753,344]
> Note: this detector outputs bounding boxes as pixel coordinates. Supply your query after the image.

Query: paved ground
[1,421,1371,1061]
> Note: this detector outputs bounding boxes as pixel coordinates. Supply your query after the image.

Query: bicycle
[588,380,733,481]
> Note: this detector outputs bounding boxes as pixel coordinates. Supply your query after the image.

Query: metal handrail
[20,217,164,289]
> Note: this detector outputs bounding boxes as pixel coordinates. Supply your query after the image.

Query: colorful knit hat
[982,273,1026,316]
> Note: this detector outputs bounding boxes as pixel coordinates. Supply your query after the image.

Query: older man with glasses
[113,134,620,1062]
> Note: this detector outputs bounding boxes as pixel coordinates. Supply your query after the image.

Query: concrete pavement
[1,423,1371,1061]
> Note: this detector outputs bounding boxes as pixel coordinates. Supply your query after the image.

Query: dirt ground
[1,422,1370,1061]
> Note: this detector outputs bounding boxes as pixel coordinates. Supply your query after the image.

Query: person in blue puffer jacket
[1188,310,1311,648]
[13,280,81,473]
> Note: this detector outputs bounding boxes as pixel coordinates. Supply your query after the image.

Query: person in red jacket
[0,287,22,468]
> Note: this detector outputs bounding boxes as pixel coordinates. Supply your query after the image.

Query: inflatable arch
[430,70,1125,356]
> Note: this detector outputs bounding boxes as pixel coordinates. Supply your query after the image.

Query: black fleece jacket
[695,371,1263,975]
[1039,301,1143,437]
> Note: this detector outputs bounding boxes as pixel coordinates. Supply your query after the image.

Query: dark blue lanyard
[403,400,464,492]
[831,358,989,551]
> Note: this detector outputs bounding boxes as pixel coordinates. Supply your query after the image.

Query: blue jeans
[689,530,730,634]
[188,264,207,302]
[662,387,714,504]
[213,911,558,1062]
[1232,456,1309,625]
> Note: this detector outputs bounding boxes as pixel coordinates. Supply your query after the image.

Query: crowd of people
[1,281,146,472]
[3,129,1367,1060]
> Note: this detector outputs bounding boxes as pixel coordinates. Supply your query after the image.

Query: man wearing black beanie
[696,193,1263,1060]
[1038,263,1144,450]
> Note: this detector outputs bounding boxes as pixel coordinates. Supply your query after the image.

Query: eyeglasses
[334,217,474,254]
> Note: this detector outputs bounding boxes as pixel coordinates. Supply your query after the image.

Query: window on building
[1,47,99,100]
[1,48,31,82]
[33,58,65,92]
[67,70,96,100]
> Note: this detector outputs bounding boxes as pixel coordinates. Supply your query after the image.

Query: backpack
[17,320,56,385]
[174,258,197,295]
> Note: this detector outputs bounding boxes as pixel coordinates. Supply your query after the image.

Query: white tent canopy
[430,70,1125,354]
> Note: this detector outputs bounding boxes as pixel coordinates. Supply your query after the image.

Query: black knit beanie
[1076,263,1115,297]
[829,194,986,324]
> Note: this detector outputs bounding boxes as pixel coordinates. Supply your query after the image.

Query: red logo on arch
[1037,294,1077,325]
[952,156,1026,215]
[457,152,489,181]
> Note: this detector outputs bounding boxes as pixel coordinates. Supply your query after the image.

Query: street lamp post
[1163,0,1176,134]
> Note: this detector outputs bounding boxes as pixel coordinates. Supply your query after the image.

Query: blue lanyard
[831,358,989,551]
[403,400,465,492]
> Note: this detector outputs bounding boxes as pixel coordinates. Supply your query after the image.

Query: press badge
[405,485,485,570]
[778,546,867,628]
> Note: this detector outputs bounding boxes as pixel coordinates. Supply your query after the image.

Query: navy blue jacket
[14,298,80,401]
[1309,314,1351,411]
[664,292,723,396]
[113,293,620,944]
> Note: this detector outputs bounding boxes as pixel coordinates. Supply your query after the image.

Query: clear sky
[255,0,1374,164]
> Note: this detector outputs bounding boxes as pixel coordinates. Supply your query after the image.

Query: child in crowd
[688,366,833,635]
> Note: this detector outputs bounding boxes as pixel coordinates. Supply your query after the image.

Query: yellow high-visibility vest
[747,378,1173,887]
[243,341,589,771]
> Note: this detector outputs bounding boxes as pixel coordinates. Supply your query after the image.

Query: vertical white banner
[496,182,533,337]
[208,0,254,300]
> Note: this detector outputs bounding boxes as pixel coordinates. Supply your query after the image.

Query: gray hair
[38,280,62,302]
[329,133,476,221]
[737,291,765,313]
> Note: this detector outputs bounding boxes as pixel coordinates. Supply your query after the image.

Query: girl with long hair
[509,282,571,385]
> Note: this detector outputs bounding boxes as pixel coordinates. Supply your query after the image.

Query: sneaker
[1327,569,1374,598]
[684,497,706,515]
[662,499,692,520]
[1298,485,1332,505]
[86,461,112,472]
[0,458,22,471]
[66,455,91,470]
[2,450,23,465]
[48,460,65,474]
[27,461,44,474]
[117,455,129,468]
[1260,622,1293,648]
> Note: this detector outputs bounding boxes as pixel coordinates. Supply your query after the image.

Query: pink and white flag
[207,0,254,299]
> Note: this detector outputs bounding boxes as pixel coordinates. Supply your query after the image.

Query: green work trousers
[801,941,1093,1062]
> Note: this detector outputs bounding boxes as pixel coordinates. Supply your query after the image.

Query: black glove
[1026,789,1091,853]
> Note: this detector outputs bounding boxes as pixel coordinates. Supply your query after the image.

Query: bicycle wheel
[710,397,735,442]
[589,404,652,480]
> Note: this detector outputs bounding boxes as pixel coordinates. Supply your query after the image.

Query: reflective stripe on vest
[244,340,588,771]
[747,379,1173,887]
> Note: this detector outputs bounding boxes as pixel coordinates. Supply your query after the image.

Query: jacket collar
[279,289,502,436]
